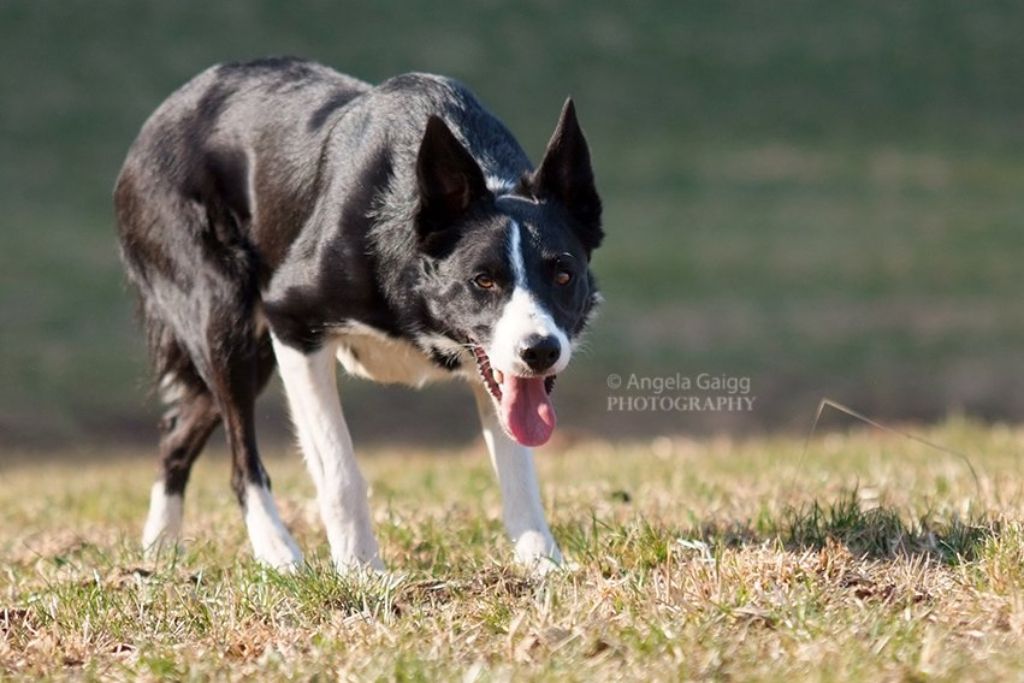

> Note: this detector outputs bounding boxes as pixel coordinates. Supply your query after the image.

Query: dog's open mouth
[472,346,557,447]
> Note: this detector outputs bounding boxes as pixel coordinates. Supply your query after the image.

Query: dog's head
[414,100,603,448]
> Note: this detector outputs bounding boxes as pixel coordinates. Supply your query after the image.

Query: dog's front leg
[272,337,383,572]
[472,386,563,572]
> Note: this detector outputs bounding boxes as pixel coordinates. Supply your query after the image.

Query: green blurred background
[2,1,1022,448]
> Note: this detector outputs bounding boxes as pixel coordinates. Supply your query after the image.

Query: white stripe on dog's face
[485,221,571,375]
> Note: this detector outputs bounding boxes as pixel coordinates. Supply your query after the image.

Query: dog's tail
[114,170,212,409]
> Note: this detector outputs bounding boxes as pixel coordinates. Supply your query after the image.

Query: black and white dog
[115,57,602,573]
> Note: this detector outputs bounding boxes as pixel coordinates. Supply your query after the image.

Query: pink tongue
[500,376,556,447]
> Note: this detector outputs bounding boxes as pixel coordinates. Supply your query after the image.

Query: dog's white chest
[334,325,453,388]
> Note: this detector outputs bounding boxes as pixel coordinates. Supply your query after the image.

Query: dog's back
[116,57,368,288]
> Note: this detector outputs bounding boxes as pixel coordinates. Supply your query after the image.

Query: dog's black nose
[518,335,561,373]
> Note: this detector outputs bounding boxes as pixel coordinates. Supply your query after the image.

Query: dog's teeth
[493,369,503,385]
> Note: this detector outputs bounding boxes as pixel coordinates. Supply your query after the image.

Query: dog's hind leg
[472,385,563,574]
[139,323,222,553]
[207,324,303,571]
[141,295,300,569]
[142,379,220,554]
[143,337,278,555]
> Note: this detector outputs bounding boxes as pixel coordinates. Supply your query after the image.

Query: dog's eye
[554,269,573,286]
[473,274,496,290]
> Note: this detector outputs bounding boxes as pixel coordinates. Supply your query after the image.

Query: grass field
[3,420,1024,680]
[3,3,1024,444]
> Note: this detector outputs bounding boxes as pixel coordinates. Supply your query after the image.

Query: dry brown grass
[2,419,1024,680]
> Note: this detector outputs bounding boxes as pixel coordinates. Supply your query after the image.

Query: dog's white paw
[251,534,304,572]
[245,484,304,572]
[514,530,565,576]
[333,553,386,574]
[324,518,384,574]
[331,536,385,574]
[142,482,183,556]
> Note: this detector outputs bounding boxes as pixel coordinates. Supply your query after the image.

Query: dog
[115,57,603,573]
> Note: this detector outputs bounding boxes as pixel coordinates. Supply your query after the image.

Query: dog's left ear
[529,98,603,254]
[416,116,489,240]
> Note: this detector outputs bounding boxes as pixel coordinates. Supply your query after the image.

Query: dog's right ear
[416,116,489,242]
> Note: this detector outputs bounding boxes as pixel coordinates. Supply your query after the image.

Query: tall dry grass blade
[798,397,981,494]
